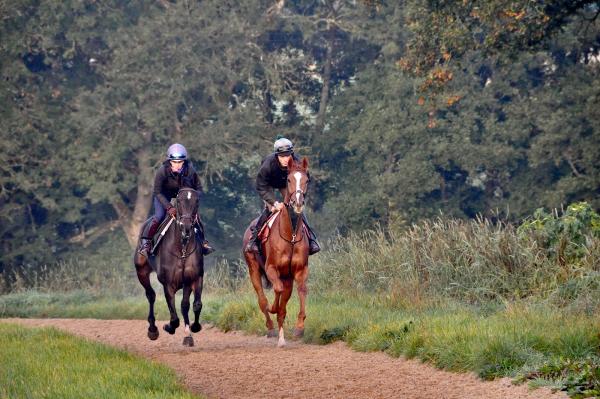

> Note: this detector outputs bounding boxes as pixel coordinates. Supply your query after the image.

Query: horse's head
[175,188,199,246]
[286,157,309,215]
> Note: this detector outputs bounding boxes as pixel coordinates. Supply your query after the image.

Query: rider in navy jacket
[138,143,214,258]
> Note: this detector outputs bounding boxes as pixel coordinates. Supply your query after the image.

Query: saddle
[258,211,280,243]
[257,211,309,244]
[149,217,174,254]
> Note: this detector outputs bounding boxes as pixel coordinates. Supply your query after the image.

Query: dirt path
[4,318,566,399]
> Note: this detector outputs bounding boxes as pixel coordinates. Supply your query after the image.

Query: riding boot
[245,207,271,253]
[302,214,321,255]
[195,220,215,255]
[138,218,160,258]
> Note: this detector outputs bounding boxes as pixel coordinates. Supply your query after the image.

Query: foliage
[517,356,600,398]
[1,0,599,276]
[518,202,600,263]
[400,0,600,78]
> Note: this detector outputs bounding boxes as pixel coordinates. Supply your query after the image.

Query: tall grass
[310,217,600,310]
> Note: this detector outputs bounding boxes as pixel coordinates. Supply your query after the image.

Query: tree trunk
[314,37,333,138]
[111,145,154,249]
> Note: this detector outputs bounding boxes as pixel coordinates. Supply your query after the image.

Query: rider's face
[277,154,292,168]
[170,160,184,173]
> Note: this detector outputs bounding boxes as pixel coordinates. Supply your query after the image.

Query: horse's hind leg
[190,277,203,333]
[181,284,194,347]
[276,279,294,348]
[293,267,309,338]
[245,253,275,337]
[135,260,159,340]
[162,285,180,335]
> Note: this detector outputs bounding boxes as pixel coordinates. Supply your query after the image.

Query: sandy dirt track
[4,318,567,399]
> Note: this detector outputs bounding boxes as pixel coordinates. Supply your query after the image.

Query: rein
[169,189,200,259]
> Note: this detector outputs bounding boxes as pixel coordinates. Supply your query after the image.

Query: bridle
[173,188,199,259]
[281,169,307,244]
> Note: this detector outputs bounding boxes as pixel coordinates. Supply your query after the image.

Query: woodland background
[1,0,599,271]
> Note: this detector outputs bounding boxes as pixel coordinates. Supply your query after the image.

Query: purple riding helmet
[167,143,187,161]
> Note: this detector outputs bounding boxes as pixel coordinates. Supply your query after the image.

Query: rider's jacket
[255,152,304,206]
[153,160,202,210]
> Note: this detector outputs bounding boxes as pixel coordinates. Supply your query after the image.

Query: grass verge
[0,322,200,399]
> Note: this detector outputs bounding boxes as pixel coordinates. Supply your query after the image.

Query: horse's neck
[277,206,302,241]
[165,219,196,250]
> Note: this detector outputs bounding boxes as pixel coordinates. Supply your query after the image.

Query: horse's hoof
[191,322,201,333]
[148,327,159,340]
[183,336,194,347]
[163,324,176,335]
[266,329,278,338]
[293,328,304,338]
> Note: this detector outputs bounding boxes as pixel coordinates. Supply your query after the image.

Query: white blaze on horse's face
[187,191,191,200]
[294,171,302,203]
[289,171,305,214]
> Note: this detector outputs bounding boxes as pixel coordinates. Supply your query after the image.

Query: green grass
[0,322,200,399]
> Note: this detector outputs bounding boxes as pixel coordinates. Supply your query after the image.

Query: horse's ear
[288,157,296,170]
[302,157,309,170]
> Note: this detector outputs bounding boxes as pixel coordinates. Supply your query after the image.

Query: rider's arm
[256,161,276,206]
[153,166,172,210]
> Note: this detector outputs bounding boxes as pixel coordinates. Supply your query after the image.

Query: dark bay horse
[134,188,204,346]
[242,157,310,347]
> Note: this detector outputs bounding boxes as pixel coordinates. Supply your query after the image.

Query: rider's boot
[195,221,215,255]
[302,214,321,255]
[138,218,160,258]
[245,207,271,253]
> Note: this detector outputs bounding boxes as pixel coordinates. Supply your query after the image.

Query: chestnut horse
[134,188,204,347]
[242,157,310,347]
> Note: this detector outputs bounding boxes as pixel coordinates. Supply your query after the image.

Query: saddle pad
[258,211,280,243]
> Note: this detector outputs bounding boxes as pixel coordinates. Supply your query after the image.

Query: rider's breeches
[141,197,166,239]
[152,196,167,224]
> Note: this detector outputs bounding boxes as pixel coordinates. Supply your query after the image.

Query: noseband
[174,189,199,258]
[287,188,305,207]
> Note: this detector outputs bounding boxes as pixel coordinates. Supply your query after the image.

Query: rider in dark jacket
[245,137,320,255]
[138,143,214,258]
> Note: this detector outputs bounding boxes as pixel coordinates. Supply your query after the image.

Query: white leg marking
[278,327,286,347]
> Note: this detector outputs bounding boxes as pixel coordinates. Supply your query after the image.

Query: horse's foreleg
[181,284,194,346]
[162,285,180,335]
[135,262,158,340]
[266,264,283,315]
[245,253,275,336]
[294,267,309,338]
[181,284,192,330]
[276,279,294,348]
[191,277,203,333]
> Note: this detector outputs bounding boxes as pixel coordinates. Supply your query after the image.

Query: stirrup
[202,241,215,255]
[309,239,320,255]
[138,239,152,257]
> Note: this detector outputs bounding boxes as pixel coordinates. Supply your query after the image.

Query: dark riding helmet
[274,137,294,155]
[167,143,187,161]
